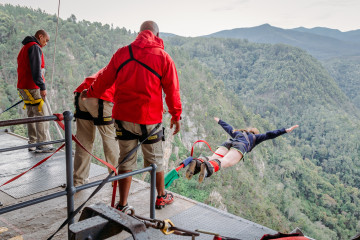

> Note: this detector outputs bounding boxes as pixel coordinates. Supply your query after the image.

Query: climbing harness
[116,44,162,80]
[19,89,44,113]
[18,89,64,138]
[73,92,93,120]
[73,92,114,125]
[115,120,164,144]
[93,99,114,125]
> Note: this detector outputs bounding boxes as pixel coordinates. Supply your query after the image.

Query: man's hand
[286,125,299,133]
[80,89,88,100]
[40,90,47,100]
[214,117,219,123]
[170,119,181,135]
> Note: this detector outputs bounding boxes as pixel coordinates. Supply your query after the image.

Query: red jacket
[17,36,46,90]
[87,30,182,125]
[74,68,115,103]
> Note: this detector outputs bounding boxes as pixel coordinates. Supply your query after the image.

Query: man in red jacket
[17,29,55,153]
[73,69,119,186]
[83,21,182,209]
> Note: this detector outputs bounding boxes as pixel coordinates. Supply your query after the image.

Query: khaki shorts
[115,121,164,172]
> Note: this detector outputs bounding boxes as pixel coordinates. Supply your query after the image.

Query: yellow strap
[103,117,112,121]
[23,89,44,112]
[23,89,35,101]
[38,100,44,113]
[18,91,26,110]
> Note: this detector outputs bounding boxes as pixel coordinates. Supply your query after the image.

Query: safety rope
[53,113,119,207]
[49,0,60,92]
[190,140,224,159]
[53,114,117,173]
[0,144,65,188]
[0,100,23,115]
[45,0,64,140]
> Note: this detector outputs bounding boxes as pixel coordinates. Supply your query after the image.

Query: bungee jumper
[186,117,299,182]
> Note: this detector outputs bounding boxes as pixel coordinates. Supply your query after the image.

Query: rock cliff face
[161,109,208,173]
[162,125,174,173]
[209,190,228,212]
[181,114,207,150]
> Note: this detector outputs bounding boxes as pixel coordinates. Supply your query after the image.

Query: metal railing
[0,111,157,239]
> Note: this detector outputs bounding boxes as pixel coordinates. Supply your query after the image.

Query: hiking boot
[115,202,128,212]
[28,147,36,152]
[155,192,174,209]
[198,159,221,183]
[185,157,208,180]
[199,162,209,183]
[35,146,56,153]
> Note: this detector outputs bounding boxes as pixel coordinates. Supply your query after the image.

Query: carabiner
[161,219,175,235]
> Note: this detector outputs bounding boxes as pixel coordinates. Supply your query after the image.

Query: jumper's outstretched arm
[286,125,299,133]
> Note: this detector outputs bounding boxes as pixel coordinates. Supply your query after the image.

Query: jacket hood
[132,30,164,49]
[22,36,40,46]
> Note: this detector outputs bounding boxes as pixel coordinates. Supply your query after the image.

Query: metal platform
[0,130,107,198]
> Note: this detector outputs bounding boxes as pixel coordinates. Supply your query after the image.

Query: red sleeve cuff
[171,115,182,121]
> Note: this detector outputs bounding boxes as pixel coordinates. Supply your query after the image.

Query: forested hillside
[322,56,360,110]
[204,24,360,112]
[166,36,360,239]
[1,4,360,240]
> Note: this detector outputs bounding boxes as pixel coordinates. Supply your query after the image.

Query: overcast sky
[1,0,359,37]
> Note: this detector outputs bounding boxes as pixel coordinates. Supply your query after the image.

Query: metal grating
[0,131,108,198]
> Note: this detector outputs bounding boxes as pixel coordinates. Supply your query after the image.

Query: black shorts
[220,140,246,155]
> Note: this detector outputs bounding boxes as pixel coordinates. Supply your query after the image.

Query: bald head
[35,29,50,47]
[140,21,159,37]
[35,30,48,39]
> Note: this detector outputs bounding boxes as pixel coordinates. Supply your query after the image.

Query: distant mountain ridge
[160,32,180,38]
[205,24,360,59]
[293,26,360,43]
